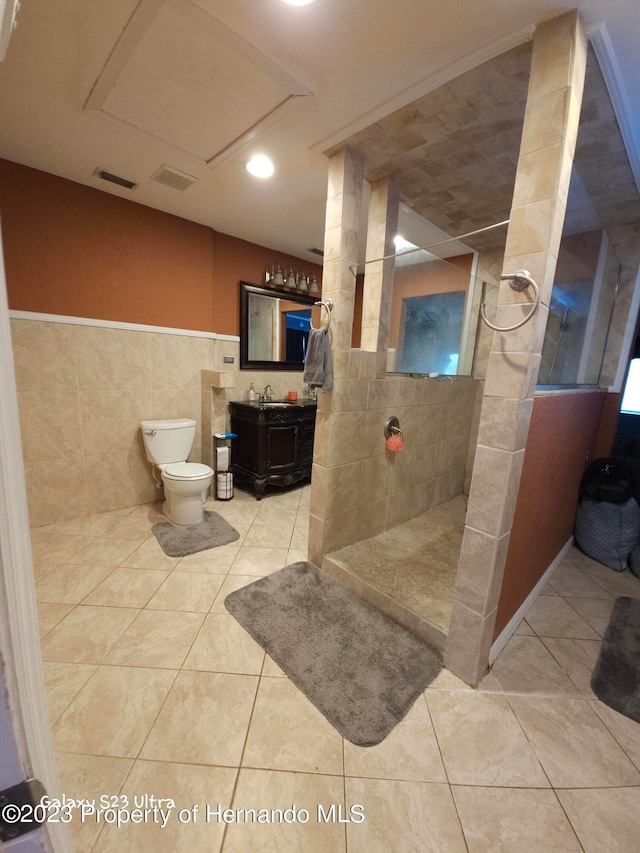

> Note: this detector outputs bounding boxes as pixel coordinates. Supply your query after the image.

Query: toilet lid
[162,462,213,480]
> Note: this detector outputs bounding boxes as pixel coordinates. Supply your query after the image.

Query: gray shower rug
[224,561,443,746]
[152,511,239,557]
[591,596,640,723]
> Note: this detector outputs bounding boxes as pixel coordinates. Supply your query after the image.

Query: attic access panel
[86,0,310,164]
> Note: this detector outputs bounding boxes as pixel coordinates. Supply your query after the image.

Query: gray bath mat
[591,596,640,723]
[152,511,239,557]
[224,561,442,746]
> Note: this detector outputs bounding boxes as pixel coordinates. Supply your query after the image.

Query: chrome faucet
[262,384,273,402]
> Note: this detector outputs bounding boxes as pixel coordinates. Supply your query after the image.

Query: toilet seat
[162,462,213,481]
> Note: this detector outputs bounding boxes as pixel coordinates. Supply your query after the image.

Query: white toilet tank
[140,418,196,465]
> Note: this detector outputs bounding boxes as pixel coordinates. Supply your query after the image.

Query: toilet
[140,418,213,526]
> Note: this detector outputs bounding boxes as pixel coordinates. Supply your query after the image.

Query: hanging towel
[303,328,333,393]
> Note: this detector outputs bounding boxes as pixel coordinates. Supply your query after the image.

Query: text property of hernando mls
[3,795,365,830]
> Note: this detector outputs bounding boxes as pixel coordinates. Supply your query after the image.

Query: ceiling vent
[151,165,198,191]
[93,168,137,189]
[307,247,324,256]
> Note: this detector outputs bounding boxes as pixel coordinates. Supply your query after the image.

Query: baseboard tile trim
[489,536,574,666]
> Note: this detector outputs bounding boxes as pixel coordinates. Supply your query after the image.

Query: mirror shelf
[239,281,318,371]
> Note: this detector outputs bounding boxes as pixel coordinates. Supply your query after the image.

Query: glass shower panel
[537,231,620,386]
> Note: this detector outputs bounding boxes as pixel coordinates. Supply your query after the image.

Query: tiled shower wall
[10,318,308,528]
[11,319,211,527]
[309,373,479,555]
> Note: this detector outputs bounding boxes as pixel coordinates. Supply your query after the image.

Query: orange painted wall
[211,232,321,336]
[494,391,606,639]
[0,159,322,336]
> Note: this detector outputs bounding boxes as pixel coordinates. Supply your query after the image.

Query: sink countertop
[230,399,317,409]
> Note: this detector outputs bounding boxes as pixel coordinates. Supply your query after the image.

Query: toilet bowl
[140,418,213,526]
[160,462,213,526]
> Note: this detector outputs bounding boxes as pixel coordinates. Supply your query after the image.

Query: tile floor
[32,486,640,851]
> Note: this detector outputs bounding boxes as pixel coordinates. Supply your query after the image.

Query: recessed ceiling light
[246,154,275,179]
[282,0,315,5]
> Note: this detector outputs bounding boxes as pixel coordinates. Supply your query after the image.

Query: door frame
[0,222,72,852]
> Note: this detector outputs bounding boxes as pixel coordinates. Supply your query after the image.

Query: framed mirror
[239,281,318,370]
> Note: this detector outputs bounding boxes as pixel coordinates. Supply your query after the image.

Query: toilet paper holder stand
[213,432,237,501]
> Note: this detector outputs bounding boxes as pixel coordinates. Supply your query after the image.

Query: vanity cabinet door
[266,424,299,472]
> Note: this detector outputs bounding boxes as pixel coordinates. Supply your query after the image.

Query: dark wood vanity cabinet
[229,401,317,499]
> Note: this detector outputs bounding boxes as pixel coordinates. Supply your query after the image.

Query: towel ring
[480,270,540,332]
[311,298,333,330]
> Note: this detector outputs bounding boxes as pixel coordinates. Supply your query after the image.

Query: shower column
[445,10,588,685]
[308,146,365,566]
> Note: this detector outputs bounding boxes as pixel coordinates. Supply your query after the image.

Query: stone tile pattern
[309,149,481,569]
[11,319,310,528]
[35,493,640,852]
[444,12,589,686]
[325,495,467,644]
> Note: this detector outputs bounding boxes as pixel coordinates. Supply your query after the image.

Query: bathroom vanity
[228,400,317,499]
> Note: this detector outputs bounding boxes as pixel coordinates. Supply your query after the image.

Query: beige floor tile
[345,777,466,853]
[287,548,308,564]
[43,661,97,725]
[41,605,139,663]
[183,613,265,675]
[557,788,640,853]
[426,668,472,691]
[590,700,640,771]
[491,636,582,696]
[36,511,123,538]
[290,527,309,550]
[508,696,640,787]
[67,537,146,568]
[36,602,74,637]
[262,654,287,677]
[174,543,240,574]
[146,572,223,612]
[83,568,168,607]
[547,563,614,599]
[514,618,536,635]
[526,595,600,639]
[100,513,160,540]
[579,564,640,598]
[140,670,258,766]
[210,574,257,613]
[242,523,294,549]
[254,505,298,527]
[564,596,615,637]
[93,760,237,852]
[53,666,176,757]
[35,563,114,604]
[541,637,602,695]
[119,536,181,571]
[452,786,582,852]
[104,610,205,668]
[54,752,133,851]
[223,768,346,853]
[229,546,289,576]
[426,691,549,787]
[475,670,503,692]
[31,534,96,575]
[344,695,446,783]
[243,678,343,776]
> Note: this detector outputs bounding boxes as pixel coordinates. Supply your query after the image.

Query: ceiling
[0,0,638,265]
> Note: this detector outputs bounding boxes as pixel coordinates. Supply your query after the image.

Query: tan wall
[12,317,311,528]
[494,390,605,638]
[311,374,478,552]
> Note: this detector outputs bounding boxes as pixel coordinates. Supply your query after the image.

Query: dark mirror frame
[239,281,318,371]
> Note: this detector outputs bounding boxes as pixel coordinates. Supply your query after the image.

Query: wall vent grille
[93,168,137,189]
